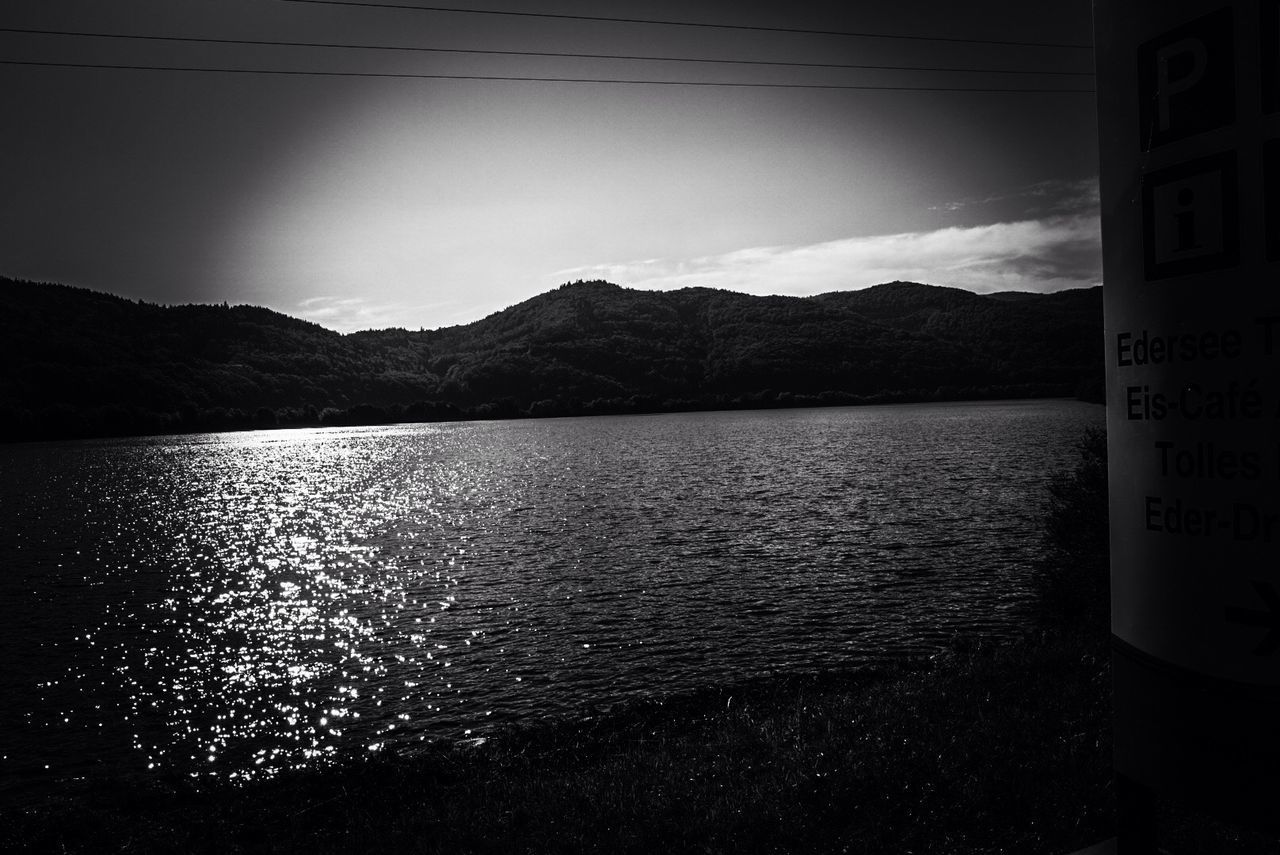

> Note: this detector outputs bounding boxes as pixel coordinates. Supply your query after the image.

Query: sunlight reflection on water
[0,401,1102,790]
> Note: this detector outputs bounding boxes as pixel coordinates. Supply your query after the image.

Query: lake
[0,399,1102,795]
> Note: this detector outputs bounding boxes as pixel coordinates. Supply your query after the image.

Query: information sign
[1096,0,1280,829]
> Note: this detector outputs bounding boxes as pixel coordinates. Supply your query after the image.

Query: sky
[1,0,1101,333]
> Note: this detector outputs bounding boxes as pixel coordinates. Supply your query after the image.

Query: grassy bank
[9,634,1280,853]
[7,630,1116,854]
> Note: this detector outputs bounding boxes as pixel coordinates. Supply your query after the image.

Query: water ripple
[0,400,1101,792]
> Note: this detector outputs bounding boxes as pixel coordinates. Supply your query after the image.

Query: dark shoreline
[1,390,1097,446]
[8,628,1279,853]
[4,630,1114,854]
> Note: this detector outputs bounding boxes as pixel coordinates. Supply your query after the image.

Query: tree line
[0,277,1103,442]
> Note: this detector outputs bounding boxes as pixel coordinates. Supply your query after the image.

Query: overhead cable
[278,0,1095,51]
[0,58,1098,92]
[0,27,1096,77]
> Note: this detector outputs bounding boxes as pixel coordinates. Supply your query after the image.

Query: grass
[7,630,1280,853]
[5,629,1119,854]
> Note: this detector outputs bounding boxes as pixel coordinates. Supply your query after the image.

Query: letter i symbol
[1175,187,1200,252]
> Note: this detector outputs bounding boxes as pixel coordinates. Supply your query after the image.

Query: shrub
[1035,426,1109,630]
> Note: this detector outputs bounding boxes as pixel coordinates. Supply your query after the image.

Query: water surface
[0,400,1102,792]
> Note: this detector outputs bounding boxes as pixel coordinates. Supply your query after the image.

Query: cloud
[547,214,1101,298]
[930,177,1100,217]
[293,296,459,333]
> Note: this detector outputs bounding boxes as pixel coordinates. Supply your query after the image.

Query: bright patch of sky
[548,212,1101,304]
[2,0,1099,332]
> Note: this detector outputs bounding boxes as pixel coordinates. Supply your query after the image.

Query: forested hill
[0,277,1102,441]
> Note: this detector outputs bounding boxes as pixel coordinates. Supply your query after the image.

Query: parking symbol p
[1138,8,1235,150]
[1264,0,1280,114]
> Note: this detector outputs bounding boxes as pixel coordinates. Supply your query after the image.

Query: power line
[0,58,1098,92]
[278,0,1095,51]
[0,27,1096,77]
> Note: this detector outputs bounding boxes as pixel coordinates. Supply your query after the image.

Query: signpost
[1095,0,1280,846]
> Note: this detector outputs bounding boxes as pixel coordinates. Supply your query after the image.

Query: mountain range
[0,277,1102,441]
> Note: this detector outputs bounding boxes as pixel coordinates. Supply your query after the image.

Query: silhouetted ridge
[0,276,1102,440]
